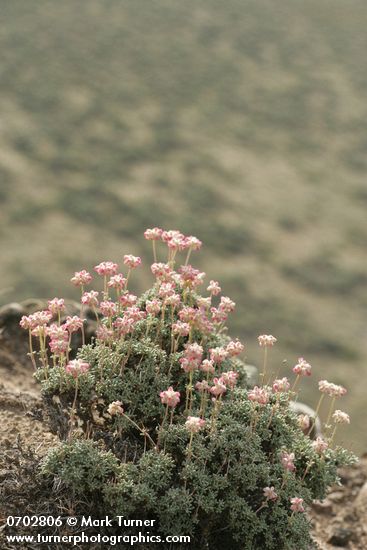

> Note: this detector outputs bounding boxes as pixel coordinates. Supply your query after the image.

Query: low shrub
[21,228,356,549]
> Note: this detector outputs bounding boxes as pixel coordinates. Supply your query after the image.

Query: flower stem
[325,396,336,428]
[261,347,268,385]
[307,393,324,436]
[28,330,37,370]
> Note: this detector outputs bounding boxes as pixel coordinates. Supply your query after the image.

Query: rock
[328,528,353,546]
[0,303,26,327]
[0,469,12,481]
[328,491,345,503]
[242,364,258,387]
[289,401,322,438]
[355,481,367,510]
[311,499,333,515]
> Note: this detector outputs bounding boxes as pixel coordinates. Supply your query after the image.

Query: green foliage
[41,439,120,494]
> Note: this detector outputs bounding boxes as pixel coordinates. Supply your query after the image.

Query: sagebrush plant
[21,229,356,549]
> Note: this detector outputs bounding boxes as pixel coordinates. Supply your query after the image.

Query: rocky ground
[0,302,366,549]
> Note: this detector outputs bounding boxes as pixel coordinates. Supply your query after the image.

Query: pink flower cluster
[160,387,181,408]
[20,311,52,330]
[185,416,206,433]
[292,357,312,377]
[94,262,118,276]
[48,298,65,315]
[145,229,202,253]
[263,486,278,501]
[179,265,205,288]
[65,359,90,378]
[272,377,290,393]
[318,380,347,397]
[108,274,127,289]
[71,270,92,287]
[82,290,99,307]
[312,437,328,454]
[332,410,350,424]
[108,401,124,416]
[248,386,270,405]
[281,451,296,472]
[290,497,305,513]
[124,255,142,269]
[180,343,204,373]
[48,324,69,355]
[258,334,277,347]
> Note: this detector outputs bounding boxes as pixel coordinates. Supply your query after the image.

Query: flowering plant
[21,229,356,549]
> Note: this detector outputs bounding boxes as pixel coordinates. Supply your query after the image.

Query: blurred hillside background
[0,0,366,451]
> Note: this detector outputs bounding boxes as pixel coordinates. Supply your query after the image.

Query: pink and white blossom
[248,386,270,405]
[19,315,34,330]
[49,337,69,355]
[119,293,138,308]
[312,437,329,454]
[123,255,142,269]
[114,316,135,336]
[108,401,124,416]
[94,262,118,276]
[226,340,244,357]
[151,263,172,279]
[185,416,206,433]
[185,236,202,250]
[292,357,312,377]
[220,371,238,389]
[65,359,90,378]
[145,299,161,316]
[219,296,235,313]
[108,274,127,289]
[281,451,296,472]
[258,334,277,347]
[125,306,146,322]
[199,359,215,374]
[100,301,117,317]
[31,310,53,326]
[160,387,180,408]
[210,307,228,324]
[172,321,190,337]
[64,316,84,333]
[195,380,210,393]
[48,298,65,315]
[207,280,221,296]
[81,290,99,308]
[71,270,92,287]
[332,410,350,424]
[144,227,163,240]
[272,377,290,393]
[96,325,114,342]
[158,282,176,299]
[210,377,227,397]
[318,380,347,397]
[179,307,198,323]
[290,497,305,513]
[263,486,278,501]
[165,293,181,307]
[46,324,68,339]
[209,347,229,364]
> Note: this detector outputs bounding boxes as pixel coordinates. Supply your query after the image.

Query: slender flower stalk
[306,393,325,436]
[258,335,277,384]
[185,416,205,458]
[329,410,350,446]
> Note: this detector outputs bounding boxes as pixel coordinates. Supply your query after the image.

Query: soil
[0,303,366,549]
